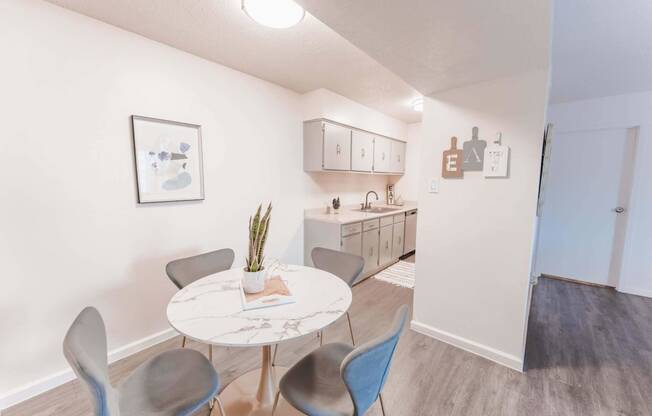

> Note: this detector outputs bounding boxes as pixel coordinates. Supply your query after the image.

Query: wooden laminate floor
[5,276,652,415]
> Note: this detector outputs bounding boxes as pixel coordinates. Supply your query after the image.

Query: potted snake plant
[243,203,272,293]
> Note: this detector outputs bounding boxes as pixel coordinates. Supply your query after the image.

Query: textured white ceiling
[550,0,652,103]
[45,0,422,123]
[296,0,550,96]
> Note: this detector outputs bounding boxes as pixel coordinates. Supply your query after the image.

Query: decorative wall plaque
[442,136,464,179]
[483,132,510,178]
[462,126,487,171]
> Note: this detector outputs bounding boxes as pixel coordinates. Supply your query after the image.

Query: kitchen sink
[353,207,401,214]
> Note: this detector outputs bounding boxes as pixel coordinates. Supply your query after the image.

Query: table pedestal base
[216,346,302,416]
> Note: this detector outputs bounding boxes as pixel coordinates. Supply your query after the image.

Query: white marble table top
[166,265,352,347]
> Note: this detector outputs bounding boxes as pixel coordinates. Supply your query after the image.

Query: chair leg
[209,344,213,362]
[271,390,281,416]
[272,344,278,366]
[379,393,387,416]
[214,396,227,416]
[181,336,186,348]
[346,312,356,346]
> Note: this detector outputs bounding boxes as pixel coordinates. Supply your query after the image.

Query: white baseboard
[0,328,177,410]
[617,285,652,299]
[410,320,524,372]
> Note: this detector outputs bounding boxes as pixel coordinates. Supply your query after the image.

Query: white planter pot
[242,268,266,294]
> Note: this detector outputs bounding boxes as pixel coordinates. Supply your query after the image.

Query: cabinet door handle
[369,247,373,256]
[398,237,402,243]
[382,152,385,160]
[385,241,389,249]
[361,148,365,158]
[336,144,341,155]
[398,155,401,162]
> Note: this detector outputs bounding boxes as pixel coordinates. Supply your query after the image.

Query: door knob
[614,207,626,214]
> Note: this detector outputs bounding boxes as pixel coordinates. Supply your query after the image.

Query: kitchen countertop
[304,202,417,225]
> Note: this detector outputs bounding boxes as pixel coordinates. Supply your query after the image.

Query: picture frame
[131,115,205,203]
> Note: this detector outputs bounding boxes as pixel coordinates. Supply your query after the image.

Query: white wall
[412,70,550,371]
[302,88,407,139]
[547,92,652,297]
[0,0,408,406]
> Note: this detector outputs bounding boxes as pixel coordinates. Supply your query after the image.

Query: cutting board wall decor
[483,133,510,178]
[462,126,487,171]
[442,136,464,179]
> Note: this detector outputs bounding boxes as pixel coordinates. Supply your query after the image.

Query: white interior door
[535,128,636,286]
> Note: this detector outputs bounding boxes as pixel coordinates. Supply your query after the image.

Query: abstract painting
[131,115,205,203]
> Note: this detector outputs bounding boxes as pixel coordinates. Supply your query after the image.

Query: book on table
[240,275,295,311]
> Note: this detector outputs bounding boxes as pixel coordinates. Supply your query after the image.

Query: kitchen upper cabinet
[322,122,351,170]
[303,119,406,175]
[390,140,406,173]
[351,130,374,172]
[379,225,393,266]
[362,228,379,274]
[392,222,405,258]
[373,136,392,173]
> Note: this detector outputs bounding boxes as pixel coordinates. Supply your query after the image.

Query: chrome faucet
[363,191,379,210]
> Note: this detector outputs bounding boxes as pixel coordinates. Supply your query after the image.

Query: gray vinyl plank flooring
[5,276,652,415]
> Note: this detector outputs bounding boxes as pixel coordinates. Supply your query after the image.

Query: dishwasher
[403,209,417,254]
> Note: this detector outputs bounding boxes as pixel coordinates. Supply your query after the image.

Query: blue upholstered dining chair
[63,307,225,416]
[272,305,408,416]
[166,248,235,359]
[272,247,364,367]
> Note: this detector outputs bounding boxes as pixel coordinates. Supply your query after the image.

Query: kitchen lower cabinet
[379,225,394,266]
[392,222,405,258]
[304,207,416,284]
[341,232,362,256]
[362,228,380,274]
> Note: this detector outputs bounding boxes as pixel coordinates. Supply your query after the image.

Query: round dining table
[167,264,353,416]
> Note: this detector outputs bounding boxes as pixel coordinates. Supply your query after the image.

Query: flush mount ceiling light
[411,97,424,112]
[242,0,305,29]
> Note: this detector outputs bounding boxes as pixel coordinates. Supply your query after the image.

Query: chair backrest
[63,307,120,416]
[341,305,408,416]
[311,247,365,287]
[166,248,235,289]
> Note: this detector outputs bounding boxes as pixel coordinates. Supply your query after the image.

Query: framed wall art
[131,115,205,203]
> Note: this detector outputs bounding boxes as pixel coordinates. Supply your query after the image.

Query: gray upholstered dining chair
[63,307,225,416]
[272,247,364,366]
[311,247,365,346]
[272,304,408,416]
[166,248,235,360]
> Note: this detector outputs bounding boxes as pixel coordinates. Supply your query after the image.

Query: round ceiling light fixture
[242,0,305,29]
[411,97,424,112]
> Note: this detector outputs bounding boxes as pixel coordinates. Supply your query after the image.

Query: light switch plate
[429,178,440,193]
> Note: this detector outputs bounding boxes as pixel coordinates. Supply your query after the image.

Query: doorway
[535,127,638,287]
